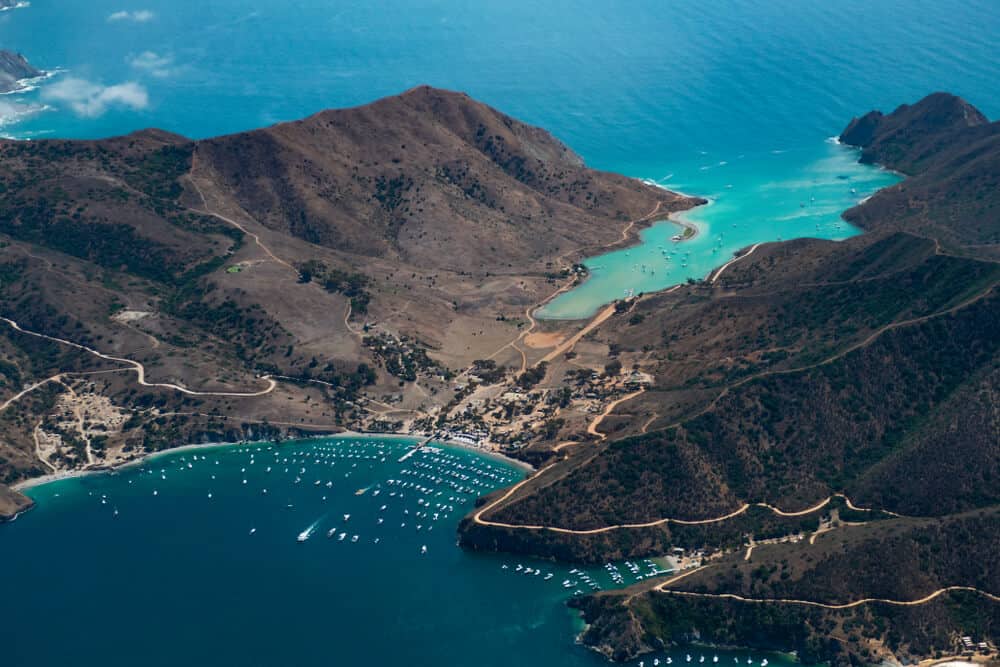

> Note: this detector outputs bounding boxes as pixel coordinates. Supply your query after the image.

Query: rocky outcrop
[839,91,989,172]
[0,50,43,93]
[570,594,658,661]
[0,483,33,521]
[840,92,1000,253]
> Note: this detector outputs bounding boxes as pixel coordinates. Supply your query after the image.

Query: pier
[398,434,438,462]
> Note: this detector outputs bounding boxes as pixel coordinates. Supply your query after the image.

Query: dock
[398,434,437,462]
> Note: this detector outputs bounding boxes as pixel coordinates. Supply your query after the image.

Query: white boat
[420,545,428,554]
[297,521,320,542]
[249,528,256,535]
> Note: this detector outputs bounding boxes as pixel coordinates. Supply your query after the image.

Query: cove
[0,435,803,667]
[537,140,901,320]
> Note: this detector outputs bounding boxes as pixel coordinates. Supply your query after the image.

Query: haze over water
[3,1,1000,664]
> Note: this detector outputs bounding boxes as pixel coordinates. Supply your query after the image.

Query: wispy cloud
[0,98,43,130]
[128,51,174,78]
[107,9,155,22]
[41,78,148,118]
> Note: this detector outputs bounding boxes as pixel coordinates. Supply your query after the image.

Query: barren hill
[0,86,695,502]
[195,86,671,271]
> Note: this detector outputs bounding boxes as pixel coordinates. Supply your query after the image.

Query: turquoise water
[0,437,799,667]
[538,140,900,319]
[4,1,991,317]
[3,1,998,317]
[2,1,1000,664]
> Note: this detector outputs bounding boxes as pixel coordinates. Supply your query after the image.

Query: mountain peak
[839,92,991,173]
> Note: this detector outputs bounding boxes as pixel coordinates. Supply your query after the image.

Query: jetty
[398,434,438,462]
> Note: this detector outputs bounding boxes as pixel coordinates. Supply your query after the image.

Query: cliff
[0,483,33,521]
[0,50,43,93]
[840,92,989,172]
[839,92,1000,255]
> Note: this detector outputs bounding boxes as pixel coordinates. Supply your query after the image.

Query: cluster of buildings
[959,635,992,656]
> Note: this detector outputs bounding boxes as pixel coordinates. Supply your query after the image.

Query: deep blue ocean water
[2,1,1000,664]
[1,437,800,667]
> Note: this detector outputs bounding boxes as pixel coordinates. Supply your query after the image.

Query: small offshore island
[1,83,998,666]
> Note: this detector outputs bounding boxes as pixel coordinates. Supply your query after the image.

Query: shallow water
[538,141,900,319]
[0,436,800,667]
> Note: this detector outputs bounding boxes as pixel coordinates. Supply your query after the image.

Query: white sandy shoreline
[12,431,532,493]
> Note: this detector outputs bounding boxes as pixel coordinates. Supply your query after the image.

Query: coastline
[667,208,704,242]
[11,430,533,495]
[536,208,707,322]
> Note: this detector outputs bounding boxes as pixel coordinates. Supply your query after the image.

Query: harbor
[2,434,802,667]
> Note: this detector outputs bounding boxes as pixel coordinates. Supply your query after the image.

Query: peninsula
[0,49,43,93]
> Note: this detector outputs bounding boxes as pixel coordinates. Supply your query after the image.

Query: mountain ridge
[0,86,696,515]
[458,92,1000,665]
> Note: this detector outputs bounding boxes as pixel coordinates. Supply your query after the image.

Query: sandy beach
[13,430,533,494]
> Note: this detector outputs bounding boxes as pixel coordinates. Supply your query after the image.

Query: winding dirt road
[0,317,277,398]
[187,154,296,273]
[654,584,1000,610]
[586,389,645,439]
[467,247,1000,535]
[472,481,898,535]
[709,242,763,284]
[482,199,677,375]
